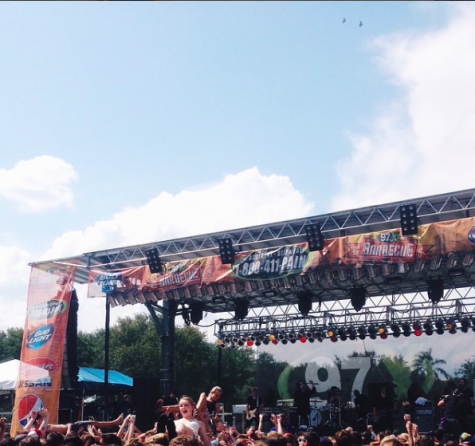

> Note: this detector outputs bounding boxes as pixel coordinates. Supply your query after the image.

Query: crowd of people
[1,379,475,446]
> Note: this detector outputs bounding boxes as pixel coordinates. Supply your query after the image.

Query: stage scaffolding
[30,187,475,394]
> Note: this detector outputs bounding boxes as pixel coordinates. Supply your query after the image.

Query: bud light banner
[11,263,76,436]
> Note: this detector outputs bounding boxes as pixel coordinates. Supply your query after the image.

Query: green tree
[412,348,450,394]
[455,356,475,382]
[0,327,23,361]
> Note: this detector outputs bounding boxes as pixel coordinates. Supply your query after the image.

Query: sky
[1,1,475,375]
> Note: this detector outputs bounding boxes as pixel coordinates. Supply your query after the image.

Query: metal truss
[213,286,475,344]
[37,188,475,285]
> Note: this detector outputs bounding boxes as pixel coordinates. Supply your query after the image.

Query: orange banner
[11,263,76,436]
[86,217,475,298]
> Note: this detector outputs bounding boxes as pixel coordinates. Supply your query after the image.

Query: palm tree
[412,348,450,381]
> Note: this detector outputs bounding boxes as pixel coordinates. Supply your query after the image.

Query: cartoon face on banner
[18,393,44,427]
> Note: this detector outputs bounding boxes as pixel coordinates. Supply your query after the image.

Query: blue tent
[78,367,133,389]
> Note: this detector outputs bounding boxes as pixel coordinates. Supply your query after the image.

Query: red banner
[11,263,76,436]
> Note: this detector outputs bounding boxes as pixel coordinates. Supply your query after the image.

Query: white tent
[0,359,20,393]
[0,359,50,394]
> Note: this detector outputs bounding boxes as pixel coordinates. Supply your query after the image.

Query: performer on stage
[293,380,317,427]
[373,386,395,432]
[245,387,263,429]
[353,390,369,421]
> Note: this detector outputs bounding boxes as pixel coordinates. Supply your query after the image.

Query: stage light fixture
[330,335,338,343]
[338,327,347,341]
[447,319,457,334]
[300,336,307,343]
[390,323,401,338]
[463,253,475,267]
[145,247,163,274]
[461,317,471,333]
[402,322,411,337]
[218,237,235,264]
[413,321,422,337]
[427,278,444,304]
[423,320,433,335]
[351,287,367,312]
[357,326,367,340]
[368,324,377,340]
[272,338,279,345]
[305,222,324,251]
[255,340,261,347]
[348,326,357,341]
[263,338,270,345]
[234,298,249,320]
[297,290,313,316]
[190,303,203,325]
[247,339,254,346]
[435,319,445,335]
[400,203,418,236]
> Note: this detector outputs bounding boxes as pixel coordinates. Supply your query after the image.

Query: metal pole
[104,296,110,419]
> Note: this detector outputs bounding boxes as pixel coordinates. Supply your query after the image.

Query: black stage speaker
[415,414,435,433]
[62,289,79,389]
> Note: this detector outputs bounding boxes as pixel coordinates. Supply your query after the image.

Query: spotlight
[427,279,444,304]
[247,339,254,346]
[338,327,347,341]
[190,303,203,325]
[348,326,357,341]
[297,290,313,316]
[357,326,367,340]
[234,298,249,320]
[378,325,388,339]
[255,340,261,347]
[145,247,163,274]
[413,321,422,337]
[423,320,433,335]
[218,238,235,264]
[300,336,307,343]
[368,325,377,340]
[281,339,288,345]
[351,287,367,312]
[447,319,457,334]
[435,319,445,335]
[461,317,471,333]
[390,323,401,338]
[330,335,338,343]
[400,203,418,236]
[402,322,411,337]
[305,223,324,251]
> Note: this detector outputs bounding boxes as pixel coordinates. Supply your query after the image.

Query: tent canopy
[78,367,133,389]
[0,359,50,394]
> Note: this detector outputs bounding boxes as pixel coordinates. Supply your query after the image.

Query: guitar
[246,409,259,421]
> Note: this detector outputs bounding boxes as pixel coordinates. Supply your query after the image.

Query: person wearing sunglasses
[297,431,320,446]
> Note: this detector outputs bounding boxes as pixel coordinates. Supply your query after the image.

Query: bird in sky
[342,18,346,23]
[359,21,363,27]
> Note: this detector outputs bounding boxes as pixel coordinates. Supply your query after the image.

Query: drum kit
[307,388,354,429]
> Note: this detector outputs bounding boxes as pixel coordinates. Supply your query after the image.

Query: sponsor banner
[88,266,146,298]
[11,264,76,436]
[86,217,475,299]
[231,243,310,280]
[144,259,205,290]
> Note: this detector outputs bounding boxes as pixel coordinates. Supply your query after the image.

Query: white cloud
[0,246,32,331]
[332,3,475,211]
[42,167,314,260]
[0,156,78,212]
[14,167,312,332]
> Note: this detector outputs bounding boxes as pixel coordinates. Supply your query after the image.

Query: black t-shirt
[246,395,261,411]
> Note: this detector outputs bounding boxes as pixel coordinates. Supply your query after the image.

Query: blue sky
[1,1,474,374]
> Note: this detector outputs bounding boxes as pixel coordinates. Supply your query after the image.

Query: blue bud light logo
[26,324,54,350]
[469,226,475,244]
